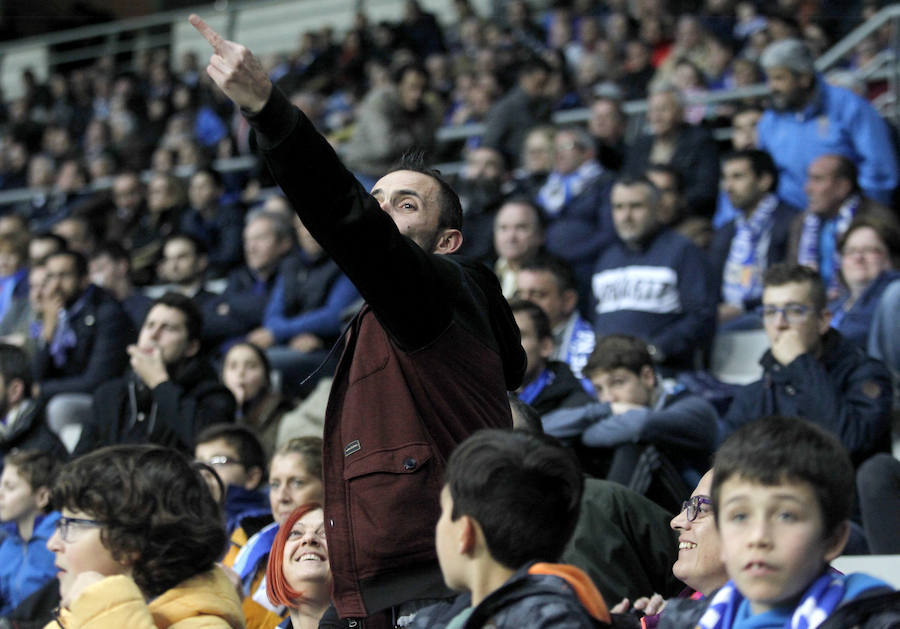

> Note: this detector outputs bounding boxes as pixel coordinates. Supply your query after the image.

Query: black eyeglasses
[680,495,712,522]
[56,516,105,542]
[756,303,815,324]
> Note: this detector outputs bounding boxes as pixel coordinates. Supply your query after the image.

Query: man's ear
[561,289,578,317]
[434,229,463,255]
[539,336,555,360]
[639,364,656,389]
[243,466,263,491]
[817,308,833,336]
[7,377,25,406]
[824,520,850,562]
[459,515,478,556]
[35,485,51,512]
[185,338,201,358]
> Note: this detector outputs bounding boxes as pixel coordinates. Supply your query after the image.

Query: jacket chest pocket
[343,443,441,564]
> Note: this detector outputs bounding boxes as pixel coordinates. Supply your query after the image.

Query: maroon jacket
[247,88,526,618]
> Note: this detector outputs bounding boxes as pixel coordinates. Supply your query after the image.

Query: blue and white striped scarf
[696,569,845,629]
[797,195,859,292]
[537,160,604,215]
[722,194,778,307]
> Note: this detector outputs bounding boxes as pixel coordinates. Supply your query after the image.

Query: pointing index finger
[189,14,224,53]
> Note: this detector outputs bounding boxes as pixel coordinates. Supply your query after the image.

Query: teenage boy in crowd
[410,429,633,629]
[721,264,892,467]
[661,416,898,629]
[194,423,270,535]
[543,334,717,489]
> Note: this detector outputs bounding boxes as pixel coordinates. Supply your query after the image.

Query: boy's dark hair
[446,429,582,569]
[711,416,854,539]
[148,292,203,343]
[508,298,552,341]
[762,263,827,311]
[195,423,268,487]
[51,444,227,599]
[583,334,652,378]
[46,249,88,279]
[5,450,58,513]
[388,152,463,233]
[0,342,33,394]
[519,253,577,294]
[722,149,779,190]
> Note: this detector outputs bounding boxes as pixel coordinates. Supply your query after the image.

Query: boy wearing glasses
[720,264,891,467]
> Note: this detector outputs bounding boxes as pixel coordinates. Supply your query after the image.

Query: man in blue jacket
[757,38,899,209]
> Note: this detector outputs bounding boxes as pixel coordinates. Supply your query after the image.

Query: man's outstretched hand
[189,14,272,114]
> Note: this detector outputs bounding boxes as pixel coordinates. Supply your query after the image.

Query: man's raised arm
[189,14,273,114]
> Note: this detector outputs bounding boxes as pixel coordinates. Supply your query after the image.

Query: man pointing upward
[190,15,525,629]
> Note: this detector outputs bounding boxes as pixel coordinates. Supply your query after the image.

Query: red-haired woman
[266,503,332,629]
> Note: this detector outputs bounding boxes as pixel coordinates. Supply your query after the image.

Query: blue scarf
[722,194,778,307]
[232,521,279,590]
[47,285,93,368]
[696,569,845,629]
[797,195,859,292]
[537,160,604,215]
[519,368,554,405]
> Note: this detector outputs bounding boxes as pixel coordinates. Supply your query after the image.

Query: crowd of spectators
[0,0,899,627]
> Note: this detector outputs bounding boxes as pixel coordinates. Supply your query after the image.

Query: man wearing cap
[757,38,898,209]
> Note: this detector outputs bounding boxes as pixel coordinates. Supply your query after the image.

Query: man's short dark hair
[762,263,827,311]
[195,423,268,487]
[519,253,578,294]
[46,249,88,279]
[722,149,779,191]
[612,175,661,206]
[508,298,552,341]
[644,163,684,193]
[583,334,652,378]
[711,416,854,539]
[29,233,67,260]
[164,232,209,257]
[388,152,463,233]
[391,61,428,86]
[0,342,33,393]
[149,292,203,342]
[191,167,223,189]
[445,429,582,569]
[91,241,130,265]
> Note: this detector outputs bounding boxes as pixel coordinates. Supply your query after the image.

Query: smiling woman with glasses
[46,444,243,628]
[829,215,900,351]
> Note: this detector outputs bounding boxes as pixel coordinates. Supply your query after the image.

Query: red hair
[266,502,324,607]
